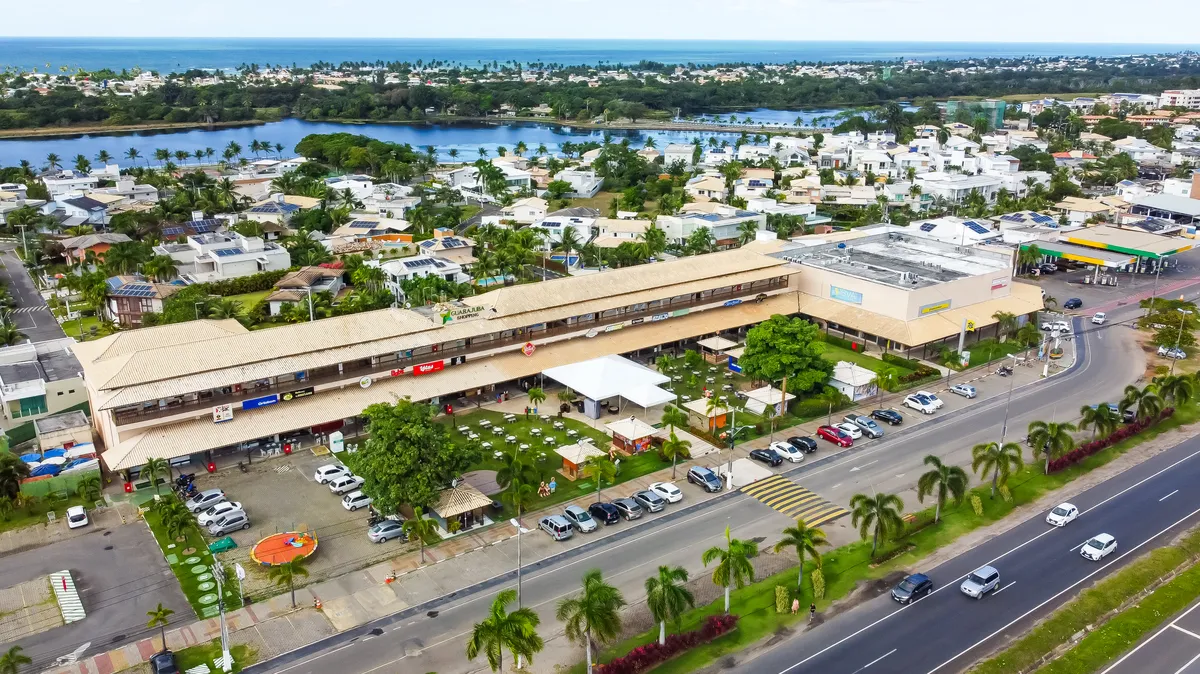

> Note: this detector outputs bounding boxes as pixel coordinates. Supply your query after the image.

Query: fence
[20,469,101,499]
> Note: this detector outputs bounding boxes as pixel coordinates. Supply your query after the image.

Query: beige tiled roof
[430,483,492,518]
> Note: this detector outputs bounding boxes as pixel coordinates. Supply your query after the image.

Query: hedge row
[1048,408,1175,472]
[597,614,739,674]
[197,268,292,296]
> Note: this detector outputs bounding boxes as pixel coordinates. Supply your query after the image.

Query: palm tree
[849,492,905,556]
[96,149,113,165]
[556,569,626,674]
[971,441,1024,498]
[147,602,174,647]
[1027,420,1077,474]
[645,565,695,646]
[556,388,575,417]
[142,255,179,282]
[992,311,1018,339]
[0,320,25,347]
[736,220,759,246]
[1079,404,1119,440]
[1153,375,1194,406]
[125,147,142,166]
[660,431,691,480]
[0,453,31,502]
[207,298,244,320]
[702,526,758,613]
[267,557,309,608]
[527,387,546,413]
[495,445,538,492]
[555,227,584,264]
[76,474,101,501]
[46,153,62,171]
[1120,384,1163,422]
[402,506,441,564]
[142,457,170,495]
[774,519,828,592]
[916,455,969,523]
[0,645,32,674]
[582,456,618,503]
[467,588,544,672]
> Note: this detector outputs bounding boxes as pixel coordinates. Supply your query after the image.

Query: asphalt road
[0,243,66,342]
[1102,597,1200,674]
[737,432,1200,674]
[243,297,1150,674]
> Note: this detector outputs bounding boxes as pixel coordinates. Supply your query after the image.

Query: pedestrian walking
[809,603,816,623]
[790,598,799,614]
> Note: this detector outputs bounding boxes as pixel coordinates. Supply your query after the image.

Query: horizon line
[1,36,1199,47]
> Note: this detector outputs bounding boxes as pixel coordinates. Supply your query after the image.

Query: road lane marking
[993,581,1016,595]
[925,505,1200,673]
[1171,624,1200,641]
[857,649,897,670]
[1070,541,1086,552]
[1174,652,1200,674]
[771,444,1200,674]
[849,460,878,472]
[1162,489,1179,502]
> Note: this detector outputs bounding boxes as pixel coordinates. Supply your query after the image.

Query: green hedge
[818,333,858,350]
[882,352,924,369]
[198,269,292,297]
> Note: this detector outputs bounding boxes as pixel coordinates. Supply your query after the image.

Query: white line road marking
[1102,583,1200,673]
[993,581,1016,595]
[774,444,1200,674]
[1170,624,1200,641]
[1162,489,1180,502]
[925,506,1200,673]
[850,461,878,472]
[1071,541,1086,552]
[830,484,841,490]
[858,649,897,670]
[1174,652,1200,674]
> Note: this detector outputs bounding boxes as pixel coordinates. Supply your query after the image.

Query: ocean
[1,38,1196,74]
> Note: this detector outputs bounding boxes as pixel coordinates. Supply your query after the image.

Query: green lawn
[0,494,92,534]
[58,314,112,341]
[224,290,272,309]
[579,400,1200,674]
[819,344,915,378]
[966,339,1035,369]
[174,639,256,673]
[143,495,243,618]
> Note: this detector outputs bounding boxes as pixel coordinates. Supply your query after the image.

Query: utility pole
[212,561,232,672]
[997,354,1019,445]
[16,224,29,260]
[301,287,315,322]
[1169,308,1193,376]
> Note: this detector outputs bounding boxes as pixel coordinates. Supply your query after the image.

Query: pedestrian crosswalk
[5,306,47,314]
[742,474,849,527]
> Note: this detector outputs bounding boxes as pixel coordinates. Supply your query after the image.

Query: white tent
[742,385,796,416]
[542,354,674,418]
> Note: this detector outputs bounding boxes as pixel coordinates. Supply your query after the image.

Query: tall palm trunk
[797,551,806,589]
[660,620,667,645]
[934,499,941,524]
[516,503,524,670]
[671,451,678,480]
[585,629,593,674]
[724,585,731,613]
[991,467,999,498]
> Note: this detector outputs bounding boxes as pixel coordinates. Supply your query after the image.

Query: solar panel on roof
[403,258,435,269]
[965,221,991,235]
[919,223,937,232]
[1000,214,1025,223]
[191,221,217,233]
[1032,214,1055,224]
[162,226,185,236]
[212,248,245,257]
[349,221,375,229]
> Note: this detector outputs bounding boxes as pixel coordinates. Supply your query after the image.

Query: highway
[737,431,1200,674]
[246,296,1153,674]
[1102,597,1200,674]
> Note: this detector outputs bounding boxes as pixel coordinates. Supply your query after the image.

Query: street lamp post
[1145,256,1165,318]
[997,354,1020,445]
[300,287,315,322]
[1169,308,1193,376]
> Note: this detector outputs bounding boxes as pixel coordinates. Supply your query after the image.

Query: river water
[0,114,838,167]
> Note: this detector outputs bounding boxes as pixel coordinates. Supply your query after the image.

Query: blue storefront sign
[723,299,743,307]
[830,286,864,305]
[242,394,280,411]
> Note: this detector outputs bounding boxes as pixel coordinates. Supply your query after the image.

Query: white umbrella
[42,456,67,466]
[65,445,96,460]
[62,459,99,474]
[25,461,41,470]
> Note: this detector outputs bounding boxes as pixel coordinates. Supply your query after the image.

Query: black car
[1064,297,1083,309]
[891,573,933,604]
[871,409,903,426]
[749,448,783,467]
[786,436,818,454]
[588,502,620,525]
[612,497,644,521]
[1038,263,1057,274]
[149,651,179,674]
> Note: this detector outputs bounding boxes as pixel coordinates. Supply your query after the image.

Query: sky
[3,0,1200,43]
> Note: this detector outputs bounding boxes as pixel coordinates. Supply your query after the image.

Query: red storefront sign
[390,368,406,377]
[412,360,445,376]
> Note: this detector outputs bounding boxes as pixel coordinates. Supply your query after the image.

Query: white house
[501,197,548,225]
[324,175,375,202]
[591,217,651,248]
[657,203,766,247]
[265,267,345,316]
[1112,137,1169,163]
[915,173,1002,204]
[685,174,727,202]
[41,170,98,198]
[829,361,877,402]
[57,196,108,226]
[378,254,469,299]
[154,232,291,283]
[553,169,603,198]
[531,207,598,247]
[663,144,696,168]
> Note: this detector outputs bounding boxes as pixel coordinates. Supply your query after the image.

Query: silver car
[633,490,666,513]
[186,488,226,512]
[367,520,406,543]
[207,510,250,536]
[563,505,597,533]
[960,565,1000,599]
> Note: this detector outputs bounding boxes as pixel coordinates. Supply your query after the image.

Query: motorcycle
[996,365,1013,377]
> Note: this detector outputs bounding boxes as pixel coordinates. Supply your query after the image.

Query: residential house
[324,175,375,202]
[361,184,419,220]
[531,207,598,246]
[1052,150,1098,169]
[91,178,159,204]
[702,146,735,167]
[734,168,775,198]
[0,340,88,433]
[579,148,603,166]
[104,275,186,327]
[685,174,728,202]
[265,267,345,316]
[915,173,1002,204]
[553,169,603,198]
[331,217,411,244]
[57,196,109,226]
[1113,137,1170,163]
[244,193,319,225]
[378,255,469,299]
[59,232,132,265]
[656,202,766,248]
[591,217,651,248]
[1055,196,1120,225]
[417,230,477,268]
[663,143,697,168]
[154,232,291,283]
[0,184,46,226]
[41,170,98,198]
[500,197,548,225]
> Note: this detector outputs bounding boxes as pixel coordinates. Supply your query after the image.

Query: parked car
[197,500,244,527]
[186,489,226,512]
[207,510,250,536]
[633,490,667,513]
[749,448,784,466]
[916,391,944,409]
[870,409,903,426]
[904,395,937,415]
[960,565,1000,599]
[892,573,933,604]
[816,425,853,447]
[612,498,644,521]
[313,464,350,484]
[1064,297,1083,309]
[687,466,723,493]
[588,502,621,525]
[367,520,406,543]
[328,474,365,495]
[1038,263,1057,274]
[539,515,575,541]
[66,505,89,529]
[149,651,179,674]
[1053,321,1071,334]
[649,482,683,503]
[770,441,805,463]
[563,504,598,532]
[950,383,977,399]
[786,436,819,453]
[1046,503,1079,527]
[843,415,883,439]
[834,422,863,440]
[341,490,372,511]
[1091,312,1106,325]
[1040,319,1055,330]
[1081,533,1117,561]
[1158,345,1187,359]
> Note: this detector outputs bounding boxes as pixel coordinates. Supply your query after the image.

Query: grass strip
[572,400,1200,674]
[174,639,257,673]
[143,497,243,617]
[973,529,1200,674]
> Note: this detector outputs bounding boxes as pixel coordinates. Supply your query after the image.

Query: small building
[0,340,88,434]
[501,197,548,225]
[742,385,796,416]
[59,232,132,265]
[605,416,658,455]
[105,275,186,327]
[683,397,730,431]
[154,232,291,283]
[428,482,493,534]
[829,361,878,402]
[379,255,469,299]
[265,267,345,316]
[695,335,742,364]
[34,410,92,451]
[555,439,606,480]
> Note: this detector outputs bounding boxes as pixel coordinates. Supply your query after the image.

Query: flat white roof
[542,354,670,404]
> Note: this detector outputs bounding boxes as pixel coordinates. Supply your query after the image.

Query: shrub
[818,332,858,351]
[598,615,740,674]
[970,493,983,516]
[881,352,923,369]
[1047,408,1174,472]
[198,269,291,297]
[811,569,825,600]
[775,585,789,614]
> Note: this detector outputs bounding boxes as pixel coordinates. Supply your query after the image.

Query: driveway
[0,523,189,670]
[0,244,66,342]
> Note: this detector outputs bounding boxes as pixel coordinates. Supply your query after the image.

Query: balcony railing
[112,277,787,426]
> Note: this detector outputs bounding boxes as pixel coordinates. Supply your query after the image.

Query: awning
[683,398,730,418]
[1020,242,1134,267]
[622,384,676,408]
[696,336,741,352]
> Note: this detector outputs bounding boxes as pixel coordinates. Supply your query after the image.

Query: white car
[1081,533,1117,561]
[916,391,944,409]
[1046,502,1078,527]
[649,482,683,503]
[329,474,365,495]
[834,422,862,440]
[342,490,372,511]
[770,441,805,463]
[66,505,88,529]
[1091,312,1106,325]
[1040,320,1054,330]
[904,395,936,415]
[313,464,350,484]
[197,500,244,527]
[1054,321,1071,334]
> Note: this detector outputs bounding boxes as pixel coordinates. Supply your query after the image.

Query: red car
[817,425,853,447]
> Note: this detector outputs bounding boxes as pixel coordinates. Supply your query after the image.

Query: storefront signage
[212,404,234,423]
[723,299,742,307]
[281,387,314,402]
[604,324,623,333]
[241,394,279,411]
[671,309,690,318]
[991,278,1009,290]
[651,313,669,322]
[413,360,445,376]
[359,376,373,389]
[522,342,536,356]
[631,317,644,325]
[830,286,864,305]
[389,368,405,377]
[919,300,952,315]
[436,303,486,324]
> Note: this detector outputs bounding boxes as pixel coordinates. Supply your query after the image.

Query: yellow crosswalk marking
[740,475,849,524]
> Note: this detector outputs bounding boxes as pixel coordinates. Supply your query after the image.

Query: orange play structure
[250,531,318,566]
